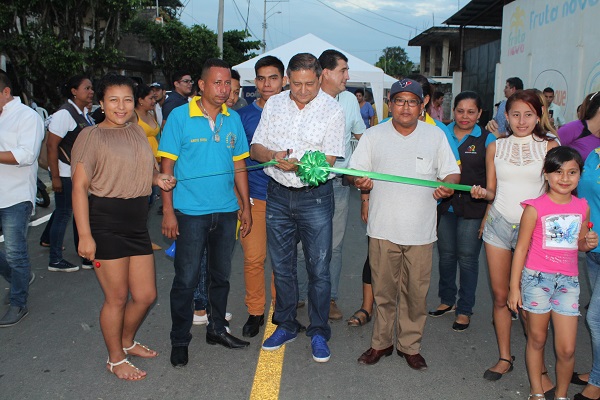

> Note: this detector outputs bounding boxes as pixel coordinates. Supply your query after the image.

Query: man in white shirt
[0,69,44,327]
[349,79,460,369]
[543,87,566,129]
[251,53,345,363]
[296,49,365,320]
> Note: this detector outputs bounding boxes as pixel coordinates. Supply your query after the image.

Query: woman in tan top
[71,75,176,381]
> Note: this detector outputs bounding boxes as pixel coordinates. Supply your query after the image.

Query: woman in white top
[472,90,558,388]
[42,75,94,272]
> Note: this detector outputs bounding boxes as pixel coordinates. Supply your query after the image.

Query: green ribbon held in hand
[296,150,471,192]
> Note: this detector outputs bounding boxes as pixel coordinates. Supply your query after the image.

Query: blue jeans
[47,177,74,263]
[266,179,333,340]
[170,211,237,346]
[586,252,600,388]
[298,177,348,301]
[436,212,482,316]
[0,201,33,307]
[193,248,208,311]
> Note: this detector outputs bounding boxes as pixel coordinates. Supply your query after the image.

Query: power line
[245,0,250,31]
[313,0,411,42]
[231,0,260,40]
[338,0,420,32]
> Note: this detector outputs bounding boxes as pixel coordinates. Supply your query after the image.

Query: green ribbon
[297,150,471,192]
[176,151,471,192]
[296,151,331,186]
[177,160,278,182]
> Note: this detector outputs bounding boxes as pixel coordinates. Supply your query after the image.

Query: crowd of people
[1,51,600,399]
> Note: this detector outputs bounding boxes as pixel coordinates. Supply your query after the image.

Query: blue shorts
[520,267,580,316]
[482,206,519,250]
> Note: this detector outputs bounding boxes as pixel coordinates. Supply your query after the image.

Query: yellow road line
[250,305,285,400]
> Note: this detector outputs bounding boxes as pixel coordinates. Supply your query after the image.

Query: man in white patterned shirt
[250,53,345,363]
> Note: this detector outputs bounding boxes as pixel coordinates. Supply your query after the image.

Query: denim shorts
[482,206,519,250]
[520,267,580,316]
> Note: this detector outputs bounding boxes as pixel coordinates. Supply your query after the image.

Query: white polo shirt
[334,90,365,170]
[0,97,44,208]
[48,99,91,177]
[252,89,345,188]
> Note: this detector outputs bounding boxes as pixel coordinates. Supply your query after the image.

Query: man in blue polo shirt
[237,55,287,338]
[159,58,252,368]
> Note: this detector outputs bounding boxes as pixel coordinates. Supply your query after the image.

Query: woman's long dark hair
[61,75,90,100]
[505,89,555,141]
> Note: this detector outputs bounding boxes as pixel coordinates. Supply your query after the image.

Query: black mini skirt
[89,195,152,260]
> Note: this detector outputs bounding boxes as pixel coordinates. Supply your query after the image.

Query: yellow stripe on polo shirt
[188,96,231,117]
[157,151,178,161]
[233,151,249,162]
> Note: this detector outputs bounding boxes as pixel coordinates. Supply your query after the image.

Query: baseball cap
[149,82,165,89]
[389,78,424,101]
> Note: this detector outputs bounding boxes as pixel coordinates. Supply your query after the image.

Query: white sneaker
[193,313,208,325]
[194,312,231,325]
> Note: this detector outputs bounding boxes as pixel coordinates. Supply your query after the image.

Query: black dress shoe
[170,346,188,368]
[242,314,265,338]
[206,331,250,349]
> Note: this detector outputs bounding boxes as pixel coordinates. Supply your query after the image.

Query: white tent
[233,33,397,121]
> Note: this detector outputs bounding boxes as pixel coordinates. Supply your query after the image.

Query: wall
[462,39,501,127]
[497,0,600,122]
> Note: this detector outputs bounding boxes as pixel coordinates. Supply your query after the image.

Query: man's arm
[250,144,298,172]
[160,158,179,240]
[433,173,460,200]
[233,159,252,237]
[0,151,17,165]
[1,111,44,165]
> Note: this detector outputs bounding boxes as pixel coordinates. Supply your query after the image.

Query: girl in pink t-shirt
[508,146,598,400]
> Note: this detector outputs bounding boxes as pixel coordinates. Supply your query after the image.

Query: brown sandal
[347,309,371,326]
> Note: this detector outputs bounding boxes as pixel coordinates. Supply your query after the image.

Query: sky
[178,0,465,66]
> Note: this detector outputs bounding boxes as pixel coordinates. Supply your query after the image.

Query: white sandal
[106,357,146,381]
[123,341,158,358]
[527,395,545,399]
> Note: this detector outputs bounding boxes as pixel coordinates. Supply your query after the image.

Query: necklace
[198,99,224,142]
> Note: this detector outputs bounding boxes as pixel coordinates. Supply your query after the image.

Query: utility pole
[262,0,287,54]
[218,0,224,57]
[262,0,267,53]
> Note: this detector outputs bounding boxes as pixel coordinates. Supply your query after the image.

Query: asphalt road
[0,177,594,400]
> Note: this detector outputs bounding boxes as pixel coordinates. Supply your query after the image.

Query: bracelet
[362,198,369,203]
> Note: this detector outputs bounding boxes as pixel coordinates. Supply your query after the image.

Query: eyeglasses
[179,79,194,84]
[392,98,421,107]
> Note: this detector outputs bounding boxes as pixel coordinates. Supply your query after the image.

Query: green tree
[129,17,219,82]
[223,30,261,67]
[375,46,414,79]
[130,16,261,82]
[0,0,150,109]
